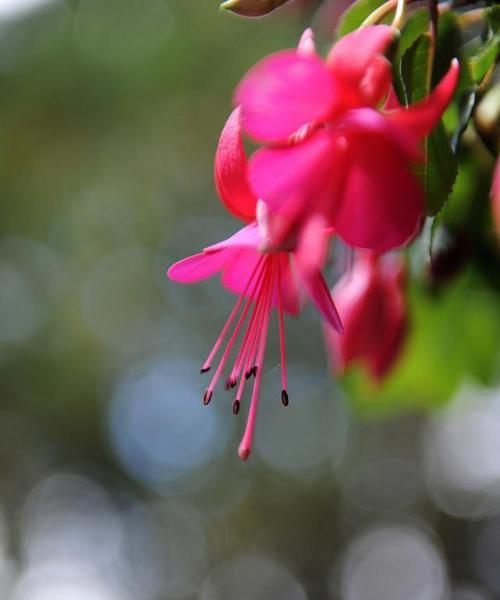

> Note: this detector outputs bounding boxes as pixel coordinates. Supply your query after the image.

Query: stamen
[200,256,264,372]
[204,257,269,400]
[277,260,288,403]
[232,399,240,415]
[203,389,213,405]
[238,257,277,461]
[228,272,268,384]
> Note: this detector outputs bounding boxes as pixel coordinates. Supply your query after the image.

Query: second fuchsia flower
[235,25,459,253]
[324,251,408,382]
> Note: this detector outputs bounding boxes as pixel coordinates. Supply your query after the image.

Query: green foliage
[425,122,458,216]
[335,0,386,38]
[399,31,458,217]
[344,270,500,415]
[467,6,500,84]
[401,33,432,102]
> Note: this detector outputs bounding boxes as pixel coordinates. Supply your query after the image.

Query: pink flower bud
[324,252,407,382]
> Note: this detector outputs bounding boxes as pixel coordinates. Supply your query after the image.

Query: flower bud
[221,0,292,17]
[324,252,407,382]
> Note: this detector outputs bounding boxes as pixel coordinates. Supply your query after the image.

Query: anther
[281,389,289,406]
[224,377,238,390]
[200,366,211,374]
[232,399,240,415]
[203,389,213,405]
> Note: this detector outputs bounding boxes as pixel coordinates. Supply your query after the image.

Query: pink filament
[205,258,268,396]
[238,258,277,460]
[277,262,288,397]
[200,252,291,461]
[201,255,265,372]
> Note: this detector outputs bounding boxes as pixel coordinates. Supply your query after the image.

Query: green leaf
[485,5,500,35]
[469,36,500,83]
[335,0,386,38]
[400,33,458,216]
[466,7,500,85]
[343,271,500,416]
[392,9,429,104]
[401,33,431,102]
[426,122,458,216]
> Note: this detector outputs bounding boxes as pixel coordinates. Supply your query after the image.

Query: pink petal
[384,85,401,110]
[221,247,262,295]
[327,25,395,106]
[294,214,331,276]
[249,128,337,216]
[331,257,385,363]
[386,59,459,140]
[205,222,261,252]
[167,250,230,283]
[333,132,424,251]
[277,253,301,315]
[235,51,337,142]
[339,108,421,162]
[299,267,343,333]
[366,264,407,379]
[328,25,395,75]
[215,107,257,222]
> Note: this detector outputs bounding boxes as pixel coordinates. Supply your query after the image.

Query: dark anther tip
[232,399,240,415]
[203,390,213,405]
[200,366,211,374]
[230,379,237,389]
[251,366,257,378]
[244,369,252,380]
[224,378,232,391]
[281,389,289,406]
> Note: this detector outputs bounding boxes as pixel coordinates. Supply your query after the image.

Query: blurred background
[0,0,498,598]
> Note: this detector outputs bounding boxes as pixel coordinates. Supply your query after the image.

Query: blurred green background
[0,1,498,599]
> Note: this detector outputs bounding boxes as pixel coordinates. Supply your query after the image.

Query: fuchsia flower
[168,108,342,460]
[324,251,407,382]
[236,26,460,252]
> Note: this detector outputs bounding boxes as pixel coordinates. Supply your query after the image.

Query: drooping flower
[235,26,459,252]
[324,251,407,382]
[168,108,342,460]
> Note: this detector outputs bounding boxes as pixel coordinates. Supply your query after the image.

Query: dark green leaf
[401,33,458,216]
[465,7,500,85]
[469,36,499,83]
[426,122,458,215]
[401,33,431,102]
[485,5,500,35]
[335,0,387,38]
[392,9,429,104]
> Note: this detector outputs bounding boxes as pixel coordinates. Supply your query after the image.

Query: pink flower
[324,251,407,382]
[235,26,459,252]
[168,108,342,460]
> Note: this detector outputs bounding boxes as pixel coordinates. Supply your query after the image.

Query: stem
[391,0,406,29]
[428,0,438,86]
[361,0,397,27]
